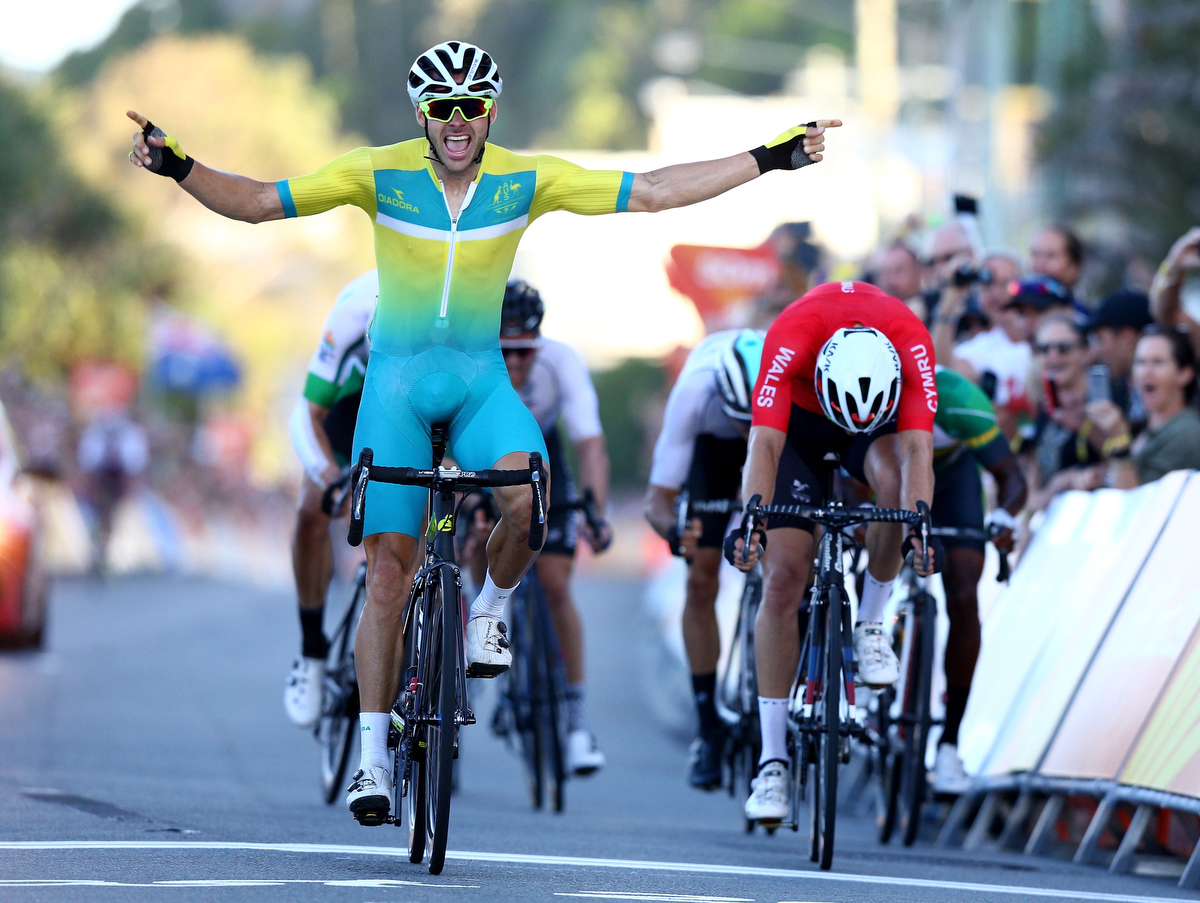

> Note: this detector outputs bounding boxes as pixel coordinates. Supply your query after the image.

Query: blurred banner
[150,310,241,396]
[959,470,1200,797]
[665,243,780,330]
[69,363,139,418]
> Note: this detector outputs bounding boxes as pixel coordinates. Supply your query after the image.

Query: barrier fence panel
[958,479,1165,777]
[1118,496,1200,796]
[1039,473,1200,781]
[985,473,1192,778]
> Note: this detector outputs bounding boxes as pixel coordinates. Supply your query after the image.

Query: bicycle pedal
[466,662,509,679]
[349,802,390,827]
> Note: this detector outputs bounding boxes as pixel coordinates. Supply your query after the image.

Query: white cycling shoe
[932,743,972,795]
[744,761,790,823]
[284,656,325,727]
[347,764,391,826]
[567,729,606,776]
[854,622,900,687]
[465,615,511,677]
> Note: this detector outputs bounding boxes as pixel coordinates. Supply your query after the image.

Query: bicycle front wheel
[424,566,460,875]
[815,588,843,870]
[534,588,568,813]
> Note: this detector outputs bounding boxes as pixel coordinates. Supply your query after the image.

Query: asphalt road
[0,571,1195,903]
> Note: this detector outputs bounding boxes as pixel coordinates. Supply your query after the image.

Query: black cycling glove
[723,526,767,567]
[901,532,946,574]
[142,121,195,182]
[749,122,819,174]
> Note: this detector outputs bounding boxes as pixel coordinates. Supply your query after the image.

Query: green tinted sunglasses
[419,96,494,122]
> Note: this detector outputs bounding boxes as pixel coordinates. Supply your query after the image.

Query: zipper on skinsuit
[438,181,477,321]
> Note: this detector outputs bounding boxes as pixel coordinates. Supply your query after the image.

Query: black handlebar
[346,446,548,550]
[927,524,1012,582]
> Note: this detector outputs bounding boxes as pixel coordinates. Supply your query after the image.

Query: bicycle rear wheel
[424,566,460,875]
[319,573,365,804]
[899,592,934,847]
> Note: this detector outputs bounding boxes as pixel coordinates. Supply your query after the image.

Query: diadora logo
[377,188,420,214]
[755,346,796,408]
[911,343,938,412]
[491,180,523,215]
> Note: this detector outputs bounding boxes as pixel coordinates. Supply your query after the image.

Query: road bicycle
[346,426,546,875]
[876,524,1009,847]
[492,490,607,813]
[736,454,930,870]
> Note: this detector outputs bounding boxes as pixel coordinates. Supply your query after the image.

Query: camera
[952,263,994,288]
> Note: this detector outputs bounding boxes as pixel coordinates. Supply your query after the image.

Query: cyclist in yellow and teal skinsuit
[127,38,840,825]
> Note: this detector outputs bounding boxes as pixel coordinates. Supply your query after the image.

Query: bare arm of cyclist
[574,435,613,551]
[984,454,1027,551]
[127,110,284,222]
[896,429,936,575]
[643,485,701,557]
[728,425,785,571]
[625,120,842,214]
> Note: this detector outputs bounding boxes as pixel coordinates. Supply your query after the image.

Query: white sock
[757,697,790,766]
[358,712,391,772]
[469,572,517,620]
[857,572,895,625]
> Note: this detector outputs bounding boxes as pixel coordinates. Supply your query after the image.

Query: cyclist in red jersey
[726,280,940,824]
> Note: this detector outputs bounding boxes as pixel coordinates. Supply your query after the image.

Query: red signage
[666,243,781,329]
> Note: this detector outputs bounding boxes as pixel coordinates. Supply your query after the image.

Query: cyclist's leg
[450,352,549,669]
[284,475,334,727]
[756,437,819,763]
[931,455,985,790]
[346,354,438,816]
[850,424,904,685]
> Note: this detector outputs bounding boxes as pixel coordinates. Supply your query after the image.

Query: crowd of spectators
[864,216,1200,526]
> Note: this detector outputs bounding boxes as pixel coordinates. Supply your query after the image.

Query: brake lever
[741,493,763,565]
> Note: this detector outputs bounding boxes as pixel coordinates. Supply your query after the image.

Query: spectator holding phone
[1087,290,1153,430]
[1019,313,1105,512]
[1089,327,1200,488]
[1150,227,1200,359]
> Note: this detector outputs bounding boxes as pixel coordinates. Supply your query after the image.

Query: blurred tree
[1038,0,1200,262]
[590,357,666,488]
[0,77,169,380]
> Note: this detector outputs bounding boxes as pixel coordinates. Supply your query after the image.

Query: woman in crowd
[1089,327,1200,487]
[1020,313,1105,511]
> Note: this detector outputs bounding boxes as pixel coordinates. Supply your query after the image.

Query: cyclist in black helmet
[462,278,614,775]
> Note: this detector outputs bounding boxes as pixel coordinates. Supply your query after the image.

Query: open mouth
[443,133,472,160]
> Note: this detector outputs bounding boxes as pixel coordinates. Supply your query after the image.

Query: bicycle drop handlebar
[928,525,1012,582]
[737,495,933,572]
[346,447,548,550]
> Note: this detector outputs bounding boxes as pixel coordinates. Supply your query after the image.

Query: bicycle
[735,454,930,871]
[876,524,1009,847]
[492,490,607,813]
[346,425,546,875]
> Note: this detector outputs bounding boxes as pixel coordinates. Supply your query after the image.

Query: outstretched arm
[127,111,284,223]
[626,120,842,213]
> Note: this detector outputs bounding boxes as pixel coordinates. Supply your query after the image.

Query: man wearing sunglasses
[126,38,839,825]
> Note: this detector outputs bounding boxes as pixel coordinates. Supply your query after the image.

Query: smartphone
[1043,377,1060,414]
[1087,364,1113,404]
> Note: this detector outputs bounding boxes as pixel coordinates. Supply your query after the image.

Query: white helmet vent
[407,40,503,106]
[814,327,902,434]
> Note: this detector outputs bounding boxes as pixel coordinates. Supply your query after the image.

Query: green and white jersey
[932,366,1011,473]
[302,270,378,409]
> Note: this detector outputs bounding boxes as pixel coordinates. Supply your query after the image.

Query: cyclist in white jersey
[644,329,765,789]
[463,280,613,774]
[284,270,377,726]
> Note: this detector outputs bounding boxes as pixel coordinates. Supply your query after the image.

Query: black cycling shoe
[687,731,726,790]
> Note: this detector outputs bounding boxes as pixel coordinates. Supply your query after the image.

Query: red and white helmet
[814,327,902,433]
[407,41,503,106]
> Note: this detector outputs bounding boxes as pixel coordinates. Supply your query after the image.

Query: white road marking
[0,841,1193,902]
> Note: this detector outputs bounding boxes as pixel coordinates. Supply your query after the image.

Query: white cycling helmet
[814,327,902,433]
[407,41,503,106]
[714,329,765,423]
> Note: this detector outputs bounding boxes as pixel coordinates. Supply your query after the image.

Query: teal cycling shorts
[352,346,548,539]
